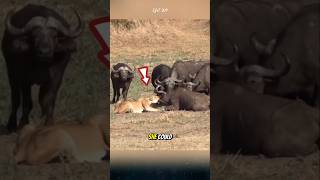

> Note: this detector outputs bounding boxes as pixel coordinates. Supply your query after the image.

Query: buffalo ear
[11,38,29,53]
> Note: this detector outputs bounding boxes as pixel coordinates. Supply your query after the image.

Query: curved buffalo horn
[212,44,239,66]
[68,8,83,38]
[173,78,183,83]
[111,65,121,73]
[5,10,46,35]
[189,73,196,79]
[127,66,135,73]
[155,85,162,92]
[193,81,200,86]
[5,8,82,38]
[212,56,234,65]
[155,85,166,94]
[154,77,162,86]
[250,33,277,56]
[240,52,291,78]
[48,8,83,38]
[156,90,167,94]
[265,39,277,55]
[155,78,161,85]
[184,81,199,86]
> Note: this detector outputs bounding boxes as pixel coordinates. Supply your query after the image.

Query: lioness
[114,95,160,113]
[14,115,108,165]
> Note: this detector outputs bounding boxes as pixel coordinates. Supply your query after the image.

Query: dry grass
[111,19,210,65]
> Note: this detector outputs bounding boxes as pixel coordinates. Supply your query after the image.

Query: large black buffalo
[214,0,314,65]
[170,60,208,82]
[211,45,291,93]
[154,60,208,94]
[186,63,210,94]
[251,4,320,106]
[2,4,83,132]
[155,86,209,111]
[151,64,171,88]
[212,82,319,157]
[111,63,134,103]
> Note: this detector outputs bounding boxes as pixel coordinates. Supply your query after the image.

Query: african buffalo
[154,60,208,95]
[155,86,209,111]
[186,63,210,94]
[170,60,208,82]
[211,45,291,93]
[111,63,134,103]
[214,0,312,65]
[212,82,319,157]
[2,4,83,132]
[251,4,320,106]
[151,64,171,88]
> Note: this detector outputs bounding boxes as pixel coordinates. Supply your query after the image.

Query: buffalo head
[238,53,291,93]
[5,8,83,59]
[183,80,200,91]
[154,76,184,105]
[111,65,134,81]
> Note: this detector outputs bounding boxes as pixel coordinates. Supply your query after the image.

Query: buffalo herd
[153,61,211,111]
[111,61,211,111]
[212,0,319,157]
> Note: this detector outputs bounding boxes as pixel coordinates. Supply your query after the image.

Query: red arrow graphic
[137,66,150,85]
[89,16,110,68]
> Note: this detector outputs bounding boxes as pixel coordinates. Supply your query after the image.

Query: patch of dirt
[212,152,319,180]
[111,111,210,151]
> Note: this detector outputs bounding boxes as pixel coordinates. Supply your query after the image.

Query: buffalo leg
[40,56,69,125]
[39,84,52,125]
[121,88,128,101]
[122,82,131,101]
[115,88,120,102]
[18,85,33,130]
[7,85,21,132]
[165,101,179,111]
[112,82,118,103]
[165,105,177,111]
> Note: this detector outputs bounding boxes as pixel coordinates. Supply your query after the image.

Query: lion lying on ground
[14,114,108,165]
[114,95,160,113]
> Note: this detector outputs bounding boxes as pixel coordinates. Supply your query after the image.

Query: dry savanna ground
[110,19,210,151]
[0,0,108,179]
